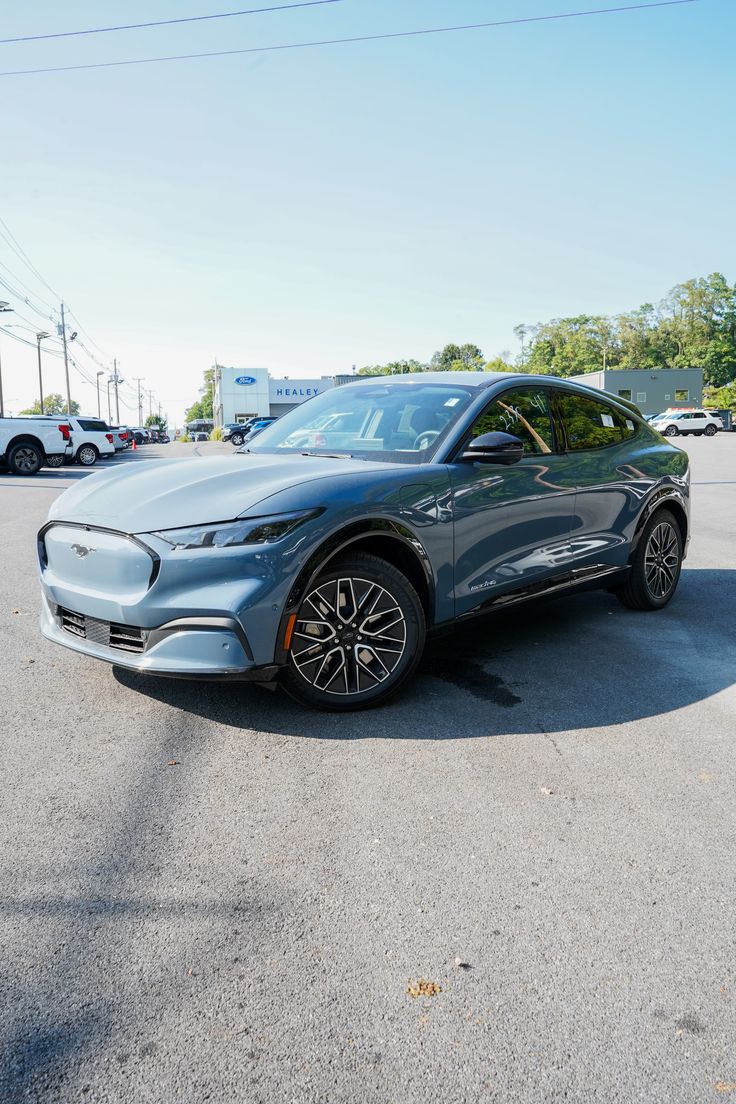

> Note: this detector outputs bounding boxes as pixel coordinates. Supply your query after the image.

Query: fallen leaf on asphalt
[539,786,554,795]
[699,771,713,781]
[167,760,180,766]
[11,609,20,615]
[454,957,471,970]
[714,1084,736,1094]
[407,979,442,998]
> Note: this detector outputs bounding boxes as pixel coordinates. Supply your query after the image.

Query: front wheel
[77,444,99,466]
[230,433,244,446]
[705,423,717,436]
[281,552,426,711]
[615,508,683,611]
[664,424,678,437]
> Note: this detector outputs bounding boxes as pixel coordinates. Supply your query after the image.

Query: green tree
[145,412,168,433]
[431,343,485,371]
[20,393,81,416]
[358,359,427,376]
[185,367,215,423]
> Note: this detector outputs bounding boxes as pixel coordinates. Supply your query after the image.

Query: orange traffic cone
[132,439,137,450]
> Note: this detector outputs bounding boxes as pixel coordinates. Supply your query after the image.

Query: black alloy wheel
[282,552,426,711]
[8,442,43,476]
[231,432,244,446]
[615,508,683,611]
[664,425,678,436]
[45,454,65,468]
[77,445,99,466]
[705,423,717,436]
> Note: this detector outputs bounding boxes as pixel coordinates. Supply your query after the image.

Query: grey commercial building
[569,368,703,415]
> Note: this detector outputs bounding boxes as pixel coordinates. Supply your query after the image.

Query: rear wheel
[45,454,65,468]
[8,441,43,476]
[705,423,717,436]
[230,432,244,446]
[615,508,683,611]
[664,424,678,436]
[77,444,99,466]
[281,552,426,711]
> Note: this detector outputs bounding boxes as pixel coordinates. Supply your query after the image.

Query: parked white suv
[37,415,116,465]
[651,410,721,437]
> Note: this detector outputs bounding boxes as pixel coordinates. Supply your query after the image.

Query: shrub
[211,426,223,441]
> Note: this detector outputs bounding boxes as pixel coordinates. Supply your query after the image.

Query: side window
[467,388,555,455]
[556,392,628,451]
[79,419,107,432]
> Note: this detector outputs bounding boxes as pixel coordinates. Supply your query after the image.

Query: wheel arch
[631,490,689,557]
[274,519,435,665]
[5,434,47,458]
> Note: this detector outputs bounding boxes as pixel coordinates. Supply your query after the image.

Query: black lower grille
[59,607,147,654]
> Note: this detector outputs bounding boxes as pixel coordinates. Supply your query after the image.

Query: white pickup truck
[0,416,74,475]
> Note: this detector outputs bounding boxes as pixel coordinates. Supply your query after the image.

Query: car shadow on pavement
[114,568,736,741]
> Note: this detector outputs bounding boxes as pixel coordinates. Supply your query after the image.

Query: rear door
[552,390,650,571]
[448,386,577,616]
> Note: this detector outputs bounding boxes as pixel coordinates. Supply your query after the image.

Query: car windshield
[240,381,476,463]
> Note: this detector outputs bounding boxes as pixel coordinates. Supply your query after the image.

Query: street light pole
[0,301,14,417]
[36,332,51,414]
[133,377,145,427]
[111,358,121,424]
[96,371,104,419]
[106,378,112,423]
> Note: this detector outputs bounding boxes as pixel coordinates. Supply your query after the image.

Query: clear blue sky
[1,0,733,427]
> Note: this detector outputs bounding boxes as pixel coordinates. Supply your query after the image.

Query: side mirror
[460,431,524,465]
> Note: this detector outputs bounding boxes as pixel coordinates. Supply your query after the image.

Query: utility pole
[106,378,112,423]
[96,371,104,419]
[133,378,145,426]
[111,359,121,424]
[146,389,154,418]
[59,302,73,415]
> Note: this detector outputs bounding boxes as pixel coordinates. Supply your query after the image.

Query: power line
[0,1,698,78]
[0,0,343,46]
[0,217,61,299]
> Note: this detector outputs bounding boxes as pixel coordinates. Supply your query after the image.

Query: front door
[448,386,576,617]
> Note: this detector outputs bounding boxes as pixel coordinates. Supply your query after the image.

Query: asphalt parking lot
[1,436,735,1103]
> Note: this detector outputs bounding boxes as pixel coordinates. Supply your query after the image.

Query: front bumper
[39,597,279,681]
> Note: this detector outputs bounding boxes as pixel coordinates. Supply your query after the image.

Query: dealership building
[212,367,338,427]
[569,368,703,415]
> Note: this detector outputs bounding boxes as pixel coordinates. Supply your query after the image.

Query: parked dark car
[227,417,277,446]
[194,432,209,442]
[38,372,689,711]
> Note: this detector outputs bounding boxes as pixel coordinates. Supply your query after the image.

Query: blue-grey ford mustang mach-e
[38,372,690,710]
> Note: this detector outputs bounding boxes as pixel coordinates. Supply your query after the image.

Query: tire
[45,454,65,468]
[705,423,717,436]
[8,441,43,476]
[231,433,244,446]
[615,508,683,611]
[281,552,426,711]
[664,425,678,437]
[77,444,99,467]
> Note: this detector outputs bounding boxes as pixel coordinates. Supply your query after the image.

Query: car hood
[48,453,396,533]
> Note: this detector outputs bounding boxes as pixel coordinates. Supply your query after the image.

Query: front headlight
[151,509,322,550]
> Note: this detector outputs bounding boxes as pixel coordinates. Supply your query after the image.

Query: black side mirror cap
[460,431,525,465]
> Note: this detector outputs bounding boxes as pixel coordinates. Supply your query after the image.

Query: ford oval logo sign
[234,375,257,385]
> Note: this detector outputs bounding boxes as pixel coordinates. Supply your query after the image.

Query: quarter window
[467,388,555,455]
[556,393,628,450]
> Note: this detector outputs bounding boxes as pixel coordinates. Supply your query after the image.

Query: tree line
[359,273,736,408]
